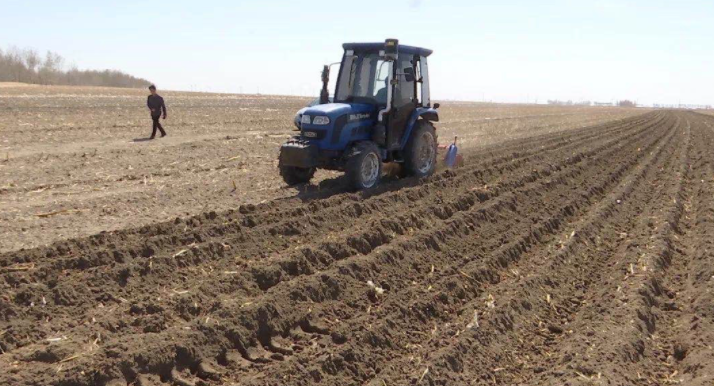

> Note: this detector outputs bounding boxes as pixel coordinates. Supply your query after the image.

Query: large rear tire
[403,120,438,178]
[279,165,315,186]
[345,142,382,190]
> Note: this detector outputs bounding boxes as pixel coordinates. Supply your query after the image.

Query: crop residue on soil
[2,108,714,386]
[0,84,642,252]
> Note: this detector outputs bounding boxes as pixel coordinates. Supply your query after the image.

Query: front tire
[280,165,315,186]
[345,142,382,190]
[403,120,437,178]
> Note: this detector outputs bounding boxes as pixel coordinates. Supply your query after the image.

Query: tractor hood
[302,102,374,120]
[299,102,377,151]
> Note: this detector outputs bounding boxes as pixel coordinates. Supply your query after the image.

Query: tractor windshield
[335,52,389,105]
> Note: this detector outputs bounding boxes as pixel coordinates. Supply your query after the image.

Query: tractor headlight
[312,116,330,125]
[301,115,311,125]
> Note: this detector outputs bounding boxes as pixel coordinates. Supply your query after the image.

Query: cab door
[388,55,418,149]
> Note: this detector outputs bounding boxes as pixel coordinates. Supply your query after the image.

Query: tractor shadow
[286,165,428,204]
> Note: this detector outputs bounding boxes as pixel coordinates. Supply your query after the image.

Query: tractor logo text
[349,113,370,121]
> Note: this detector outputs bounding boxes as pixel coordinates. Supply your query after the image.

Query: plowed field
[0,85,641,252]
[3,109,714,386]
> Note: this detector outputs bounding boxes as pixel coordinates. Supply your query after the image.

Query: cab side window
[373,60,389,104]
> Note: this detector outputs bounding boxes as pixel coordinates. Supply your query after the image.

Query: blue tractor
[279,39,440,190]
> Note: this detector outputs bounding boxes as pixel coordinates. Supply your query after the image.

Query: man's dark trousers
[151,115,166,138]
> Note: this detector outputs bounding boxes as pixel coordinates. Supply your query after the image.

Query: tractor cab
[280,39,440,190]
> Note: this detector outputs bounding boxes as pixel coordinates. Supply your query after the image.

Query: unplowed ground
[2,109,714,386]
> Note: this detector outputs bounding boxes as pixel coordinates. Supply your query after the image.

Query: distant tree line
[617,100,636,107]
[0,46,151,88]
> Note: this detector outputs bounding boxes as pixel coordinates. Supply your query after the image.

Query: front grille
[301,129,327,140]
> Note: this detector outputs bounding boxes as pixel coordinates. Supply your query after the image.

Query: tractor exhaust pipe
[319,62,341,105]
[319,65,330,105]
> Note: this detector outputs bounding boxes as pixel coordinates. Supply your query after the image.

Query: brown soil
[2,108,714,386]
[0,84,641,252]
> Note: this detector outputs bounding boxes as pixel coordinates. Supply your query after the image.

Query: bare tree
[24,49,40,83]
[7,46,25,82]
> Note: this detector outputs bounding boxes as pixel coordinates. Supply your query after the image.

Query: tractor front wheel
[403,120,438,178]
[346,142,382,190]
[280,165,315,186]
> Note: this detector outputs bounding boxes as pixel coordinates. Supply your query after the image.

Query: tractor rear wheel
[346,142,382,190]
[279,165,315,186]
[403,120,437,178]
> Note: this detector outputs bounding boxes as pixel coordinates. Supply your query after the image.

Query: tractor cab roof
[342,42,433,57]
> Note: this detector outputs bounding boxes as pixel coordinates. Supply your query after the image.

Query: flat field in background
[0,84,643,252]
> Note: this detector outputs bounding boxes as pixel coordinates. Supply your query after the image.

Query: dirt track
[2,110,714,386]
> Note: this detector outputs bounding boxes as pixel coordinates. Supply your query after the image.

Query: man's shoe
[149,136,155,140]
[161,133,167,138]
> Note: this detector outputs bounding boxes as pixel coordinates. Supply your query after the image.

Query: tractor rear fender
[399,107,439,150]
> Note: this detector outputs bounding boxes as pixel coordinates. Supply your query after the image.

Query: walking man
[147,85,167,139]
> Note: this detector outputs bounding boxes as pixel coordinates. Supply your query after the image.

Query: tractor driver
[375,78,388,105]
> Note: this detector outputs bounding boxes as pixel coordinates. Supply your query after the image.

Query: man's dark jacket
[147,94,167,118]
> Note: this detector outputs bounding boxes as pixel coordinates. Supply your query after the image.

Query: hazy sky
[2,0,713,105]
